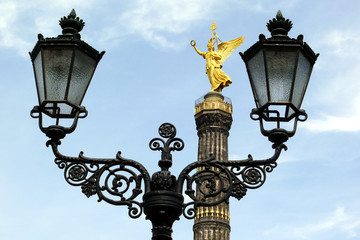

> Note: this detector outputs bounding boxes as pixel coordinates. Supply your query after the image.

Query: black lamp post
[30,10,318,240]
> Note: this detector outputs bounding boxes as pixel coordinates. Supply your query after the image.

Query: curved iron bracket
[176,141,287,219]
[46,139,151,219]
[39,123,288,224]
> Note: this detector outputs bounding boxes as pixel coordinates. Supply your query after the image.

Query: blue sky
[0,0,360,239]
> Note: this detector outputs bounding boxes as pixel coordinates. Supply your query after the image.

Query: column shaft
[194,92,233,240]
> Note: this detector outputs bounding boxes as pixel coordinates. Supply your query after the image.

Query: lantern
[30,9,104,118]
[240,10,319,137]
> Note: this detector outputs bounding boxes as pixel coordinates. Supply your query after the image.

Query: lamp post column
[194,92,233,240]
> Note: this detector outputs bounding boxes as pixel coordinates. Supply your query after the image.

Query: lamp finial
[267,10,293,37]
[59,9,85,35]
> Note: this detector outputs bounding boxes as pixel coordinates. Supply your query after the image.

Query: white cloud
[235,0,299,12]
[1,0,303,56]
[0,1,32,56]
[303,29,360,132]
[302,109,360,132]
[100,0,219,49]
[277,155,296,163]
[326,30,360,57]
[0,0,97,57]
[0,0,220,55]
[99,0,302,49]
[263,207,360,239]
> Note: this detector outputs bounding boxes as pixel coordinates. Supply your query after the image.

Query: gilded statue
[191,21,245,92]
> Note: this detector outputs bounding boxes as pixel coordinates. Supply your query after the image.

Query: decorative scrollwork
[149,123,184,154]
[264,162,277,173]
[159,123,176,138]
[82,177,97,197]
[183,202,197,219]
[149,123,184,172]
[149,138,164,152]
[44,123,288,225]
[176,142,287,211]
[151,171,176,190]
[54,159,100,186]
[176,156,234,209]
[169,138,184,152]
[98,163,144,204]
[48,139,150,219]
[242,166,265,188]
[226,143,285,190]
[68,164,87,181]
[128,201,143,218]
[195,111,233,132]
[195,168,228,200]
[230,179,247,200]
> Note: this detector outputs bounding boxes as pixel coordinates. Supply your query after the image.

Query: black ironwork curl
[176,155,233,214]
[100,166,139,199]
[227,143,285,189]
[68,164,87,181]
[183,202,197,219]
[42,123,288,228]
[264,162,277,173]
[149,123,184,172]
[158,123,176,138]
[176,141,287,211]
[242,166,266,188]
[189,165,230,201]
[54,158,100,187]
[128,202,143,218]
[47,139,150,219]
[149,123,184,154]
[148,136,185,156]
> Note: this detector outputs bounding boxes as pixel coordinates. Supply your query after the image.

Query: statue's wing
[217,36,245,64]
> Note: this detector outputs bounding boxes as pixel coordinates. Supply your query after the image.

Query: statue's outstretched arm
[190,40,205,58]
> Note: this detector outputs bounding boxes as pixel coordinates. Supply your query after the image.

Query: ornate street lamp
[240,10,319,139]
[30,9,105,138]
[30,10,318,240]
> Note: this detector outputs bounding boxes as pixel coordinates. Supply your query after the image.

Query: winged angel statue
[191,21,245,92]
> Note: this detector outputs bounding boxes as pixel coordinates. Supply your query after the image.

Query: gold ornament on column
[191,21,245,92]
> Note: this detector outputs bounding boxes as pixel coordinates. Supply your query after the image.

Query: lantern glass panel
[43,102,74,117]
[67,49,97,106]
[291,51,312,109]
[265,47,297,103]
[33,52,45,103]
[42,47,73,101]
[247,50,267,108]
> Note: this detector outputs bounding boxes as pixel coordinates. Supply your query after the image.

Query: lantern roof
[29,9,105,62]
[240,10,319,64]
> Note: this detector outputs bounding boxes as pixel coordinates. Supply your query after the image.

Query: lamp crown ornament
[59,9,85,35]
[266,10,293,37]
